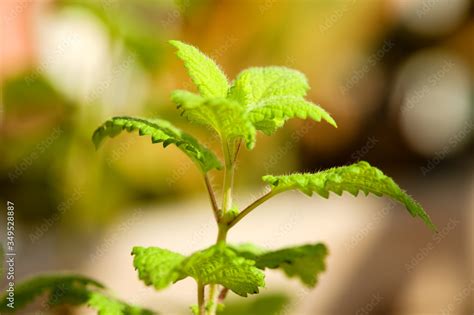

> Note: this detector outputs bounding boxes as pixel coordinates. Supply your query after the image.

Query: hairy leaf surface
[231,243,328,287]
[170,40,229,98]
[168,42,336,147]
[262,161,435,229]
[88,291,155,315]
[132,245,265,297]
[248,96,337,135]
[132,247,186,290]
[257,244,327,287]
[229,67,309,105]
[172,90,256,148]
[92,116,222,172]
[182,244,265,297]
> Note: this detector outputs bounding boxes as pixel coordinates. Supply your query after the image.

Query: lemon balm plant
[1,41,434,315]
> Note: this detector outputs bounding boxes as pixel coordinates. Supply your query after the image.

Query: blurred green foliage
[57,0,166,70]
[219,293,290,315]
[1,74,75,221]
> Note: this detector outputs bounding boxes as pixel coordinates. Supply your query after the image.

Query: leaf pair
[169,40,336,149]
[132,244,264,297]
[132,242,328,298]
[171,90,256,148]
[0,274,154,315]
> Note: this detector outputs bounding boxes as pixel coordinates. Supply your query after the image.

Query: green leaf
[231,243,328,288]
[0,274,103,312]
[88,291,155,315]
[248,96,337,135]
[171,90,256,148]
[132,247,186,290]
[262,161,435,229]
[92,116,222,173]
[89,292,125,315]
[182,244,265,297]
[228,243,266,260]
[218,293,290,315]
[168,48,336,148]
[169,40,229,98]
[132,245,265,297]
[0,274,154,314]
[228,67,336,136]
[257,244,327,287]
[229,67,309,106]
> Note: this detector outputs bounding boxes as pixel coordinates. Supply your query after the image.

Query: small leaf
[190,304,199,315]
[257,244,327,287]
[0,274,154,314]
[182,244,265,297]
[262,161,435,229]
[169,40,229,98]
[0,274,103,312]
[132,247,186,290]
[222,206,240,224]
[229,67,309,106]
[231,243,328,288]
[172,90,256,148]
[248,96,336,135]
[88,291,155,315]
[88,292,126,315]
[92,116,222,173]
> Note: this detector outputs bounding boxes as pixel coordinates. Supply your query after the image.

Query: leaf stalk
[228,190,278,228]
[197,282,205,315]
[204,174,220,221]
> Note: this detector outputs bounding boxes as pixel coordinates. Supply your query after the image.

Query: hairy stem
[228,190,278,228]
[204,174,220,222]
[216,224,228,243]
[206,138,236,315]
[221,140,235,217]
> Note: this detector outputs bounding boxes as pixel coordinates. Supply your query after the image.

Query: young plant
[1,41,434,315]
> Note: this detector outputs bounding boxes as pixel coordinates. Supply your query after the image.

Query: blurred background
[0,0,473,314]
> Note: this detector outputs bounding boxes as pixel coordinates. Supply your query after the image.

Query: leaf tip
[91,129,103,150]
[168,39,181,47]
[324,113,337,128]
[425,217,437,232]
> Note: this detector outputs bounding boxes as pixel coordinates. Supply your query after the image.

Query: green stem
[227,190,278,229]
[216,224,228,243]
[200,139,278,314]
[198,282,205,315]
[206,190,277,314]
[204,174,220,222]
[206,284,217,315]
[221,140,234,218]
[206,138,235,315]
